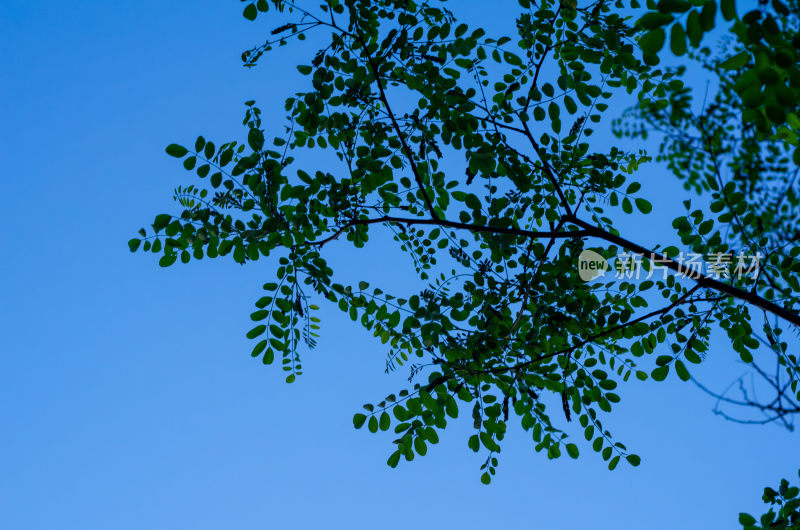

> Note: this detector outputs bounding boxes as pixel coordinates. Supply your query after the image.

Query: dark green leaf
[738,513,756,525]
[651,365,669,381]
[353,413,367,429]
[635,198,653,214]
[566,443,579,459]
[243,3,257,20]
[153,214,171,232]
[720,51,749,70]
[638,12,674,30]
[720,0,736,20]
[674,360,690,381]
[159,253,177,267]
[626,454,641,466]
[670,23,687,56]
[165,144,188,157]
[639,29,666,54]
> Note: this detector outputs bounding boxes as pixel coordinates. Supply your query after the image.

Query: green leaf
[670,23,687,56]
[353,413,367,429]
[720,0,736,20]
[662,246,679,257]
[738,513,756,525]
[248,128,264,151]
[159,253,177,267]
[700,1,716,31]
[684,350,702,364]
[635,198,653,214]
[379,411,390,431]
[657,0,691,12]
[414,437,427,456]
[622,197,633,214]
[250,310,268,321]
[674,360,690,381]
[566,443,580,459]
[548,102,560,121]
[638,12,674,30]
[243,3,257,20]
[651,365,669,381]
[626,454,641,466]
[233,244,246,264]
[685,9,703,46]
[262,349,274,365]
[165,144,188,157]
[564,96,577,114]
[720,51,749,70]
[368,415,379,433]
[639,28,666,55]
[246,325,266,339]
[445,398,458,418]
[128,238,141,252]
[251,340,267,358]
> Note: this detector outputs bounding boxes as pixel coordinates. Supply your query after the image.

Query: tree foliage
[739,469,800,529]
[131,0,800,483]
[618,0,800,428]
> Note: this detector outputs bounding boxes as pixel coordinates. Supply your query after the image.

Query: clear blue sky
[1,1,795,529]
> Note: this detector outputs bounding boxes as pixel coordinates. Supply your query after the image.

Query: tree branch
[301,214,589,248]
[520,119,574,216]
[355,32,441,220]
[500,284,704,374]
[568,215,800,327]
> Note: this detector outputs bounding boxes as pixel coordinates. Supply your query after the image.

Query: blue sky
[1,1,796,528]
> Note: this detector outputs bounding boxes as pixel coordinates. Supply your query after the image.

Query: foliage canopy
[131,0,800,488]
[739,468,800,529]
